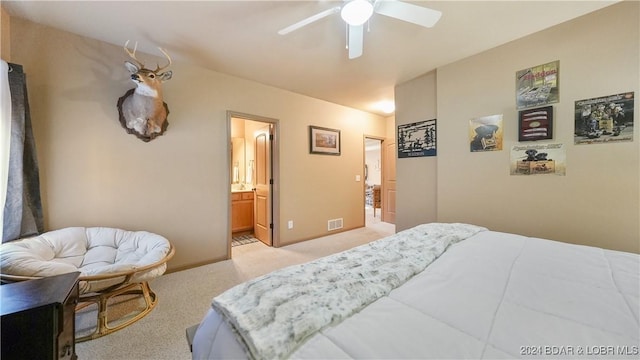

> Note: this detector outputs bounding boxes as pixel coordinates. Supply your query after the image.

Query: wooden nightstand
[1,272,80,360]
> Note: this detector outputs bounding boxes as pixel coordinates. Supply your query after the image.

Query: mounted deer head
[117,40,173,142]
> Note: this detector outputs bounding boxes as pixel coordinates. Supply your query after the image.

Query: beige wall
[397,2,640,253]
[1,6,10,61]
[394,71,438,231]
[385,115,395,142]
[9,17,387,271]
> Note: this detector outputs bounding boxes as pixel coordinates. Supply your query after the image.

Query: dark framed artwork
[309,126,341,155]
[397,119,436,158]
[519,106,553,142]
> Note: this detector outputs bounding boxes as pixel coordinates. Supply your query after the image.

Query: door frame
[363,135,385,224]
[227,111,280,259]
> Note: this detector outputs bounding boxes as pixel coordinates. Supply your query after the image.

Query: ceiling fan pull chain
[345,25,349,49]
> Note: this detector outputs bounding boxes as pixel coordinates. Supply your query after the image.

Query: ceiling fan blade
[348,24,364,59]
[374,0,442,28]
[278,6,341,35]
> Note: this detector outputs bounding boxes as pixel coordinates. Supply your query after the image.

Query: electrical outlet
[287,220,294,229]
[355,175,361,181]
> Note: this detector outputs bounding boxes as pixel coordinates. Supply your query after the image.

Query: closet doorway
[228,111,279,257]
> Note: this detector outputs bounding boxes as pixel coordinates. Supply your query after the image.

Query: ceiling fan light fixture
[341,0,373,26]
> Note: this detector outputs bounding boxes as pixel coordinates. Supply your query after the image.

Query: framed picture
[519,106,553,141]
[516,60,559,110]
[510,143,566,176]
[397,119,437,158]
[469,114,503,152]
[574,91,634,145]
[309,126,341,155]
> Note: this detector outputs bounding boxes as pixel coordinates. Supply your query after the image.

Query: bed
[191,223,639,359]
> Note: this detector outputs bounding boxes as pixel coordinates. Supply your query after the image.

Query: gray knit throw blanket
[212,223,487,360]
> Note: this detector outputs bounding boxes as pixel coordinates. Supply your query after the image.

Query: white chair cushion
[0,227,171,293]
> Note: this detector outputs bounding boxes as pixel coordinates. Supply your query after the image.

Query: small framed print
[519,106,553,142]
[309,126,340,155]
[516,60,559,110]
[470,115,503,152]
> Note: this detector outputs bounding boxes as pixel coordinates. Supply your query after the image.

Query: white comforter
[192,227,640,359]
[211,223,484,360]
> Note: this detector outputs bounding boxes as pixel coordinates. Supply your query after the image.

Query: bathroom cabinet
[231,191,254,233]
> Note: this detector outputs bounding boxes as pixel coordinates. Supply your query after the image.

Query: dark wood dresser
[1,272,80,360]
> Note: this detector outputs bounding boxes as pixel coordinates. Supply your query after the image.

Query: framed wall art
[516,60,559,110]
[397,119,437,158]
[519,106,553,141]
[469,114,503,152]
[574,91,634,145]
[510,143,566,176]
[309,126,341,155]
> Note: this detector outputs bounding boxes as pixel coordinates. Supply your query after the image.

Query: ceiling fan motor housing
[278,0,442,59]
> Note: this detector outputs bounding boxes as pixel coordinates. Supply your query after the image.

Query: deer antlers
[124,40,172,72]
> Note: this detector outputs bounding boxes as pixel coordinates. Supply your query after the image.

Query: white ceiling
[2,1,618,116]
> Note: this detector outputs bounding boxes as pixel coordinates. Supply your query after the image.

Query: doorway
[364,136,396,226]
[228,111,279,257]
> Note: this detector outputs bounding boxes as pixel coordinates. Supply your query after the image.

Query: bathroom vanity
[231,190,254,234]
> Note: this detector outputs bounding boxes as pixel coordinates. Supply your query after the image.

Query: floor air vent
[328,218,343,231]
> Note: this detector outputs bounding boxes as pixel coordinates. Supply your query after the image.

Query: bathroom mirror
[231,137,245,184]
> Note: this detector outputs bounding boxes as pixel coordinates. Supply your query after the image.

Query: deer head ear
[124,61,140,74]
[159,71,173,82]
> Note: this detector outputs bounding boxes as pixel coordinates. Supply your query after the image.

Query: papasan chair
[0,227,175,342]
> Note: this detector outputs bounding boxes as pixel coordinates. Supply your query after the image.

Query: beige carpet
[75,220,395,360]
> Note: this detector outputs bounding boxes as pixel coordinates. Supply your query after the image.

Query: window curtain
[1,61,43,242]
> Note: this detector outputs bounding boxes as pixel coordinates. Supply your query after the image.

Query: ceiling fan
[278,0,442,59]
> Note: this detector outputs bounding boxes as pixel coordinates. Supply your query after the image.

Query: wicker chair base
[75,281,158,342]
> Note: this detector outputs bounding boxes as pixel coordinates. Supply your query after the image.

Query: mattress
[192,225,640,359]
